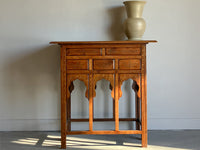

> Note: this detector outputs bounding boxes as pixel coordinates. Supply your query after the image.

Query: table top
[50,40,157,45]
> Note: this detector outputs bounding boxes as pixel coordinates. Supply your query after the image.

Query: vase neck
[124,1,146,18]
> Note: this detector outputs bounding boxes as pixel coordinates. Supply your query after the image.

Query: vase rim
[123,1,146,4]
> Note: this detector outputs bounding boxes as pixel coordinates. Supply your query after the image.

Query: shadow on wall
[1,45,60,130]
[107,6,126,41]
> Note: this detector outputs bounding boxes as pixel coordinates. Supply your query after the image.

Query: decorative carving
[67,74,89,100]
[93,74,114,99]
[109,83,113,91]
[119,74,141,99]
[132,80,139,92]
[68,81,74,93]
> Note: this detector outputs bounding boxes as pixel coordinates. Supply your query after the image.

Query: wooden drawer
[93,59,114,70]
[119,59,141,70]
[66,48,101,56]
[106,46,141,55]
[66,59,88,70]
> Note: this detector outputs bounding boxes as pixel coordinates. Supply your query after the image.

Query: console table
[50,41,156,149]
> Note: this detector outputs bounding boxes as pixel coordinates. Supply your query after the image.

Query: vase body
[124,1,146,40]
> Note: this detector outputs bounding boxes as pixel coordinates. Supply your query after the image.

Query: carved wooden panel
[66,59,88,70]
[106,46,141,55]
[66,48,101,56]
[119,74,141,99]
[93,74,114,99]
[93,59,114,70]
[119,59,141,70]
[67,74,89,99]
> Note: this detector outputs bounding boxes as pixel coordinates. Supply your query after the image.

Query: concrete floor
[0,130,199,150]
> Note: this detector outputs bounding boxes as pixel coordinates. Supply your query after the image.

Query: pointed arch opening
[93,79,115,130]
[70,79,89,131]
[119,78,140,130]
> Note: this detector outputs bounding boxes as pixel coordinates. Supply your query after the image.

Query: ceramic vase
[123,1,146,40]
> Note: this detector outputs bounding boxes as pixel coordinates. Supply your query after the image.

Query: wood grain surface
[51,40,156,149]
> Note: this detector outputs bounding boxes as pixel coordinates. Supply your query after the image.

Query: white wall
[0,0,200,131]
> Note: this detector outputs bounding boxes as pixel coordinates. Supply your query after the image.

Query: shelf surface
[50,40,157,45]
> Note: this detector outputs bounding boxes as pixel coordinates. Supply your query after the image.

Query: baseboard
[0,119,60,131]
[148,113,200,129]
[148,118,200,130]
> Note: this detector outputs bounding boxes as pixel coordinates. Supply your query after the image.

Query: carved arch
[119,74,141,99]
[93,74,114,99]
[66,74,89,100]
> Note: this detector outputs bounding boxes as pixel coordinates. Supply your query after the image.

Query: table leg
[61,91,66,149]
[115,73,119,131]
[61,47,66,149]
[141,76,147,147]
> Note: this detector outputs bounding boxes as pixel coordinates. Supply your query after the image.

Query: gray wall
[0,0,200,131]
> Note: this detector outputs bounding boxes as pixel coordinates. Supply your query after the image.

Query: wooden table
[50,41,156,149]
